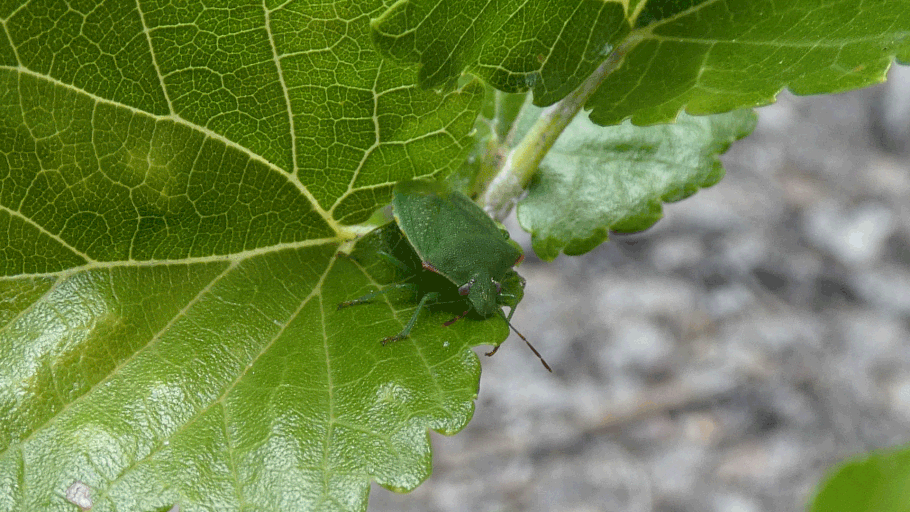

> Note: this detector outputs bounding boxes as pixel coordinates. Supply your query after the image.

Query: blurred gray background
[370,65,910,512]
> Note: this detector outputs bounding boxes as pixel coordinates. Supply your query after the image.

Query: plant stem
[479,36,639,220]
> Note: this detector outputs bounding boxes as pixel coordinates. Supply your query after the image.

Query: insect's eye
[458,279,474,296]
[493,280,501,294]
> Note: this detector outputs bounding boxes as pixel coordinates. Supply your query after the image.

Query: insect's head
[458,273,499,318]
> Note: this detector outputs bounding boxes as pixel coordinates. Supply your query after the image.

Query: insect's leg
[377,250,413,274]
[337,282,418,310]
[382,291,440,345]
[443,310,469,326]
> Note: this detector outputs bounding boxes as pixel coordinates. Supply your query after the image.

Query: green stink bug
[338,180,550,371]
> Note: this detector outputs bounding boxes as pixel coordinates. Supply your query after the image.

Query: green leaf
[810,446,910,512]
[372,0,910,125]
[0,1,494,511]
[516,109,757,261]
[589,1,910,126]
[371,0,630,105]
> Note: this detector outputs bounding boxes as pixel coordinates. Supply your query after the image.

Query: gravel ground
[369,65,910,512]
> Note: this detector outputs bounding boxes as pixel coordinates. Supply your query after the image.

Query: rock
[649,236,706,271]
[803,201,895,265]
[600,320,675,375]
[851,264,910,314]
[650,445,708,497]
[712,492,761,512]
[872,64,910,153]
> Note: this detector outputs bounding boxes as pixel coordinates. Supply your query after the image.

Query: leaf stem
[479,36,640,220]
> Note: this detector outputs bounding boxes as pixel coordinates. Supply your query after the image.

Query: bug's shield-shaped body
[392,180,522,318]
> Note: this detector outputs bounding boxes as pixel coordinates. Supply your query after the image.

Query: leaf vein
[134,0,175,116]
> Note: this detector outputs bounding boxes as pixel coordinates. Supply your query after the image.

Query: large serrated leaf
[372,0,910,126]
[516,109,757,261]
[371,0,630,105]
[0,1,501,511]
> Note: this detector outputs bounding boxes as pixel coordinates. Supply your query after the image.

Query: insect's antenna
[491,311,553,372]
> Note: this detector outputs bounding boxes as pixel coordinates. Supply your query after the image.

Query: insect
[338,179,551,371]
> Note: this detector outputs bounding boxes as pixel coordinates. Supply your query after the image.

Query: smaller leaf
[516,109,757,260]
[810,446,910,512]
